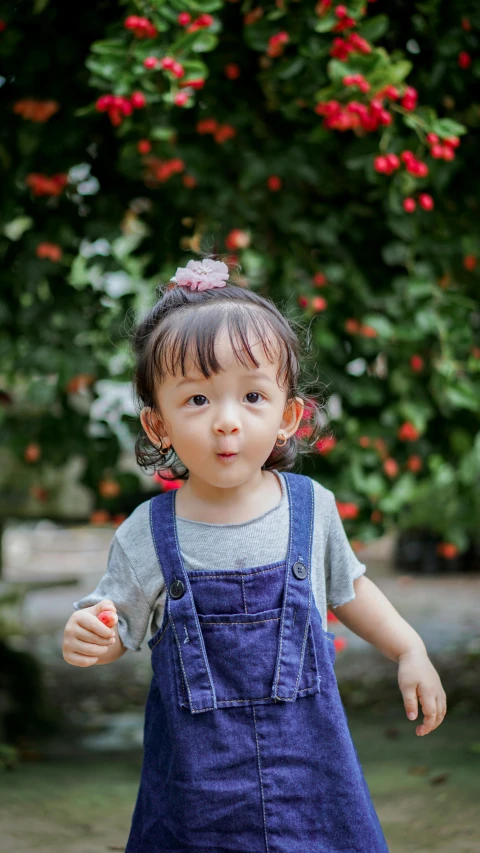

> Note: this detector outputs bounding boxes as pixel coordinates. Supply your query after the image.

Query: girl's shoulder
[113,496,153,554]
[285,471,334,505]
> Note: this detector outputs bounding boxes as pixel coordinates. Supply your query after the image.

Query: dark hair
[130,254,331,480]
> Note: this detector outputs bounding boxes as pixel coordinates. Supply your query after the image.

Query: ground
[0,709,479,852]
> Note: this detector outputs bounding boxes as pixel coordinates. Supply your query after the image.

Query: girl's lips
[217,452,238,461]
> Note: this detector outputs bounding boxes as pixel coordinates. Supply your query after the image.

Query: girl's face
[140,328,304,490]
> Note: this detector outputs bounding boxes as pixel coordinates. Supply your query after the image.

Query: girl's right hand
[62,599,118,667]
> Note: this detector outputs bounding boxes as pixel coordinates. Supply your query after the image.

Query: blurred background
[0,0,479,851]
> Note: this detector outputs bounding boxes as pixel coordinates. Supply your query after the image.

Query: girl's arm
[332,574,426,662]
[333,574,447,737]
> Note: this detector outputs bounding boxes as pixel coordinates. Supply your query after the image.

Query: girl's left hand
[397,647,447,736]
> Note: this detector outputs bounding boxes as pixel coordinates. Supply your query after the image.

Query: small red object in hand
[98,610,117,628]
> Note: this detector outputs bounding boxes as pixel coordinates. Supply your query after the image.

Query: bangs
[150,304,293,389]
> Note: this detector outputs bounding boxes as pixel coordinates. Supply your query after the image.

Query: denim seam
[149,618,171,649]
[188,563,286,580]
[199,616,281,626]
[252,705,270,853]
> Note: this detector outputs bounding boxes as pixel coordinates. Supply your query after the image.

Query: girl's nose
[213,407,241,435]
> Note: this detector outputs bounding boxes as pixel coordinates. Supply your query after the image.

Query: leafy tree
[1,0,479,570]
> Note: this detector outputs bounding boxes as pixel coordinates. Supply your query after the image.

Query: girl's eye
[187,395,208,407]
[245,392,263,404]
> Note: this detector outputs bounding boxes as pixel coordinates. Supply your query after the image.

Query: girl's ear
[140,406,171,448]
[279,396,304,438]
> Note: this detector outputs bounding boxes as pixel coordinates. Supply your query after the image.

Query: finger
[403,689,418,721]
[66,651,99,668]
[70,639,113,657]
[94,599,117,615]
[416,695,438,736]
[75,625,116,646]
[80,612,116,639]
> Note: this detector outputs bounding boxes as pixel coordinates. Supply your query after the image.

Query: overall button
[292,561,307,580]
[169,579,185,599]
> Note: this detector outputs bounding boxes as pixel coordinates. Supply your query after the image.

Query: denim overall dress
[125,472,390,853]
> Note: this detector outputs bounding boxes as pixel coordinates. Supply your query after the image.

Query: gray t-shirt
[73,471,367,653]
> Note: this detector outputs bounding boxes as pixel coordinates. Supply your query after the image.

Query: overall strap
[150,490,217,712]
[271,472,316,701]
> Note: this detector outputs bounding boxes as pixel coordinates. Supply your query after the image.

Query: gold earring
[276,433,287,447]
[158,444,171,456]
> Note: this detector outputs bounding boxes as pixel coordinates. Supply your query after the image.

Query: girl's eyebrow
[174,371,275,388]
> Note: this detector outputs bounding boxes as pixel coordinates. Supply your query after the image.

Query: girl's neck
[175,469,283,525]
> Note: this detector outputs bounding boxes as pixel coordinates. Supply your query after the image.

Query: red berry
[267,175,282,191]
[418,193,434,211]
[463,254,477,272]
[442,146,455,161]
[410,354,424,372]
[444,136,460,148]
[137,139,152,154]
[130,91,146,109]
[335,5,348,17]
[403,197,416,213]
[430,143,443,159]
[144,56,158,69]
[426,132,439,144]
[374,155,388,173]
[174,91,189,106]
[458,51,471,69]
[385,153,400,171]
[161,56,176,70]
[178,12,191,25]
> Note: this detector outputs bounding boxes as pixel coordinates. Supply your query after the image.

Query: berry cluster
[343,74,370,93]
[124,16,157,39]
[403,194,434,213]
[13,98,60,122]
[36,242,63,261]
[95,92,146,126]
[178,13,214,32]
[195,118,237,143]
[426,133,460,161]
[25,173,68,197]
[375,149,428,177]
[267,31,289,58]
[143,157,185,184]
[315,96,392,132]
[330,31,371,60]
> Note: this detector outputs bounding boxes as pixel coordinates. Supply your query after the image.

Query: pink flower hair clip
[169,258,230,291]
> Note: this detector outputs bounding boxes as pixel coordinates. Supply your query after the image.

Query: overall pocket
[173,606,320,710]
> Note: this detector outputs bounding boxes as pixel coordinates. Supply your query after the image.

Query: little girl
[63,256,446,853]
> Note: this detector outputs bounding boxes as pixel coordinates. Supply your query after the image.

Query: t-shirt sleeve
[72,533,153,652]
[325,492,367,609]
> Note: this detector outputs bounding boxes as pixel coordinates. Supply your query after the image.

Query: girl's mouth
[217,453,238,461]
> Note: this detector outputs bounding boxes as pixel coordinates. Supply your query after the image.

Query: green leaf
[361,315,395,339]
[378,473,416,513]
[314,18,335,33]
[431,118,467,137]
[387,60,413,84]
[90,39,126,56]
[150,126,177,141]
[2,217,34,241]
[443,381,479,413]
[358,15,389,42]
[276,57,305,80]
[191,32,218,52]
